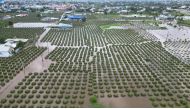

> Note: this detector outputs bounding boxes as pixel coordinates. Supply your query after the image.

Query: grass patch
[89,96,104,108]
[177,19,190,27]
[95,14,121,19]
[90,103,104,108]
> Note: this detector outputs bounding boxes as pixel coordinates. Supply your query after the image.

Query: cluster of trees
[177,19,190,27]
[0,20,14,28]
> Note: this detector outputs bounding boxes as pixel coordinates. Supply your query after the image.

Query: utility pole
[20,58,25,76]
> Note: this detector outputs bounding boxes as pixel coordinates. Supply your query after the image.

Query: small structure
[5,38,28,43]
[67,15,86,22]
[0,38,28,57]
[0,45,13,57]
[13,23,55,28]
[16,14,28,17]
[41,17,59,22]
[0,0,4,4]
[157,14,175,21]
[2,15,12,20]
[49,23,73,29]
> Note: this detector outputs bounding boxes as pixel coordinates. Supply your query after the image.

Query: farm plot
[0,72,88,108]
[0,28,45,39]
[164,41,190,64]
[46,47,95,73]
[38,42,190,107]
[134,29,159,41]
[104,29,148,45]
[88,43,190,108]
[122,17,153,21]
[42,12,62,18]
[131,21,160,30]
[41,25,106,47]
[0,46,46,87]
[60,20,86,27]
[9,12,42,23]
[1,17,190,107]
[85,25,106,47]
[41,28,87,46]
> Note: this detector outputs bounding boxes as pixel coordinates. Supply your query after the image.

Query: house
[41,17,59,22]
[0,0,4,4]
[0,38,28,57]
[2,15,12,20]
[16,14,28,17]
[49,23,73,29]
[67,15,86,22]
[177,16,190,20]
[157,14,175,21]
[0,45,13,57]
[5,38,28,43]
[117,10,129,14]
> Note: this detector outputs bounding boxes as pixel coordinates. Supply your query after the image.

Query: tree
[0,20,8,28]
[90,96,97,103]
[8,21,14,26]
[36,14,41,18]
[0,38,6,44]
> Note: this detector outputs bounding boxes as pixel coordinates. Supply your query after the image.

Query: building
[49,23,73,29]
[41,17,59,22]
[16,14,28,17]
[0,45,13,57]
[177,16,190,20]
[0,0,4,4]
[157,14,175,21]
[0,38,28,57]
[2,15,12,20]
[13,23,55,28]
[67,15,86,22]
[5,39,28,43]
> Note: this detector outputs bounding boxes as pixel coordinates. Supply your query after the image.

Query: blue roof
[0,0,4,4]
[68,15,85,20]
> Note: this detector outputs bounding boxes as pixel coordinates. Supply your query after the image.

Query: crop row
[105,29,148,45]
[43,41,190,107]
[0,47,46,86]
[0,28,45,39]
[41,25,106,47]
[0,72,88,108]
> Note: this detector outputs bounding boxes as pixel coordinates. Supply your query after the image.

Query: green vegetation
[177,19,190,27]
[90,96,104,108]
[95,14,121,19]
[0,13,190,108]
[14,41,26,50]
[0,28,45,39]
[90,102,104,108]
[0,37,6,44]
[0,47,46,86]
[90,96,97,103]
[0,20,8,28]
[100,23,124,30]
[171,10,185,17]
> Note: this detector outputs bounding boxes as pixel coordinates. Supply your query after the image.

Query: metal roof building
[67,15,86,21]
[0,45,13,57]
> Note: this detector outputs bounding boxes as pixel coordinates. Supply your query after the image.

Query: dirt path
[99,97,152,108]
[36,28,51,46]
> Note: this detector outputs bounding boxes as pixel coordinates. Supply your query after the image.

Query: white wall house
[0,45,14,57]
[0,38,28,57]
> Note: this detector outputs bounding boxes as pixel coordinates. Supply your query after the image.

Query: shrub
[90,96,97,104]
